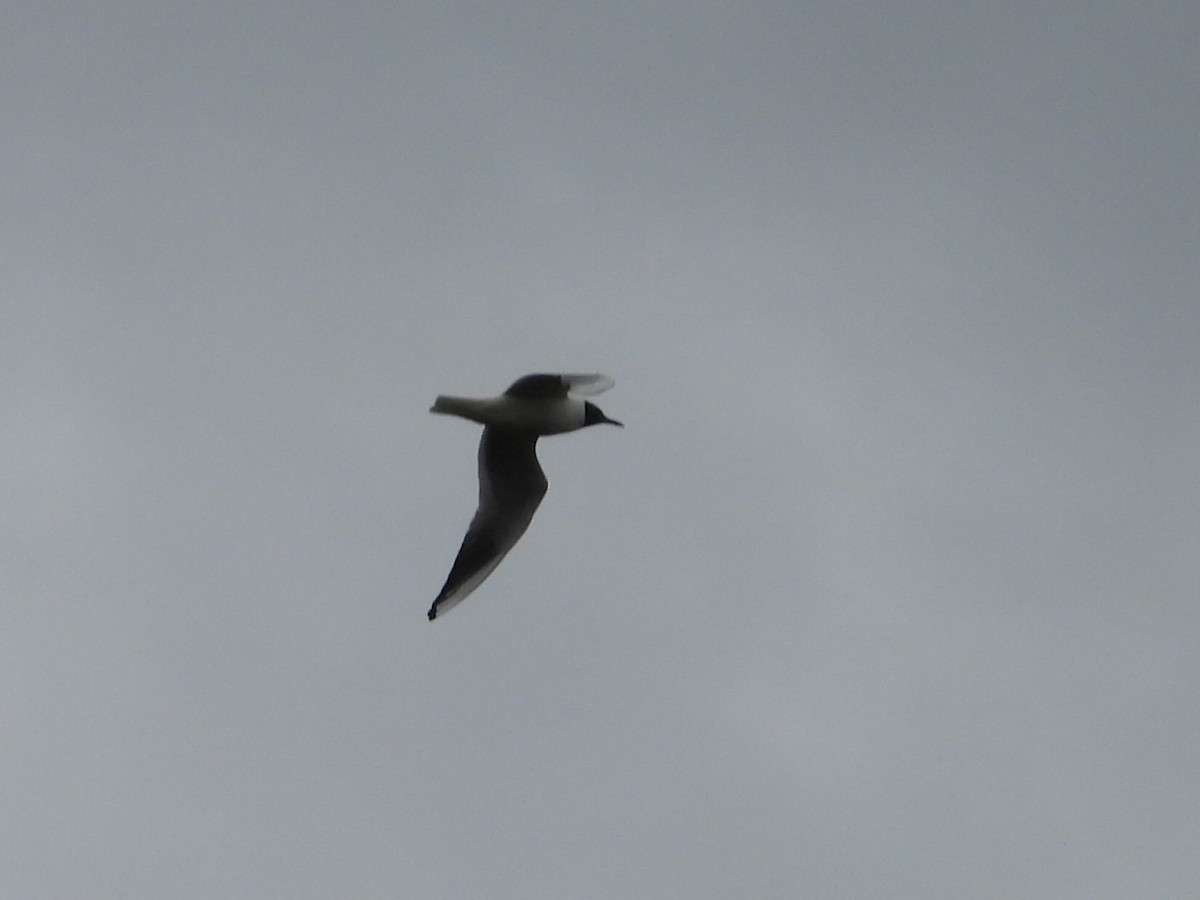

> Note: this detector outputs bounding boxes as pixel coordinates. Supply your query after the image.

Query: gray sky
[4,1,1198,897]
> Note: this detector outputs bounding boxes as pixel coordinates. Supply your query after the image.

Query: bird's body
[427,373,622,620]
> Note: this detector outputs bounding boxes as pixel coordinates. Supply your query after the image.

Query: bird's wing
[428,427,548,620]
[504,373,614,399]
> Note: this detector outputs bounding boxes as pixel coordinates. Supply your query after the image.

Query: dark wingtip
[427,606,437,621]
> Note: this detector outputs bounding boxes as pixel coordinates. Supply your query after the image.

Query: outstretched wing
[428,428,548,620]
[504,373,614,399]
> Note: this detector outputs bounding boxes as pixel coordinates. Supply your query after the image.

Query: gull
[427,373,623,620]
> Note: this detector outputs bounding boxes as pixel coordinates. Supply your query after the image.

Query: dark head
[583,401,624,428]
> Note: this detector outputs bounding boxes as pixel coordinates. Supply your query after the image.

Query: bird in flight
[427,373,623,620]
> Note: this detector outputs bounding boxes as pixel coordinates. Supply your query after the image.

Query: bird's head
[583,401,624,428]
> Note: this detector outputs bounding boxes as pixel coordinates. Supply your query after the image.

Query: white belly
[431,394,586,434]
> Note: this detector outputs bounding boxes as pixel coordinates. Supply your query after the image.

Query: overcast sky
[4,2,1198,897]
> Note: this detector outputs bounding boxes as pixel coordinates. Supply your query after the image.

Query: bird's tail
[429,394,490,423]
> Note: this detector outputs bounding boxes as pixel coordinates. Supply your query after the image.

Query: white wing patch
[561,374,615,397]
